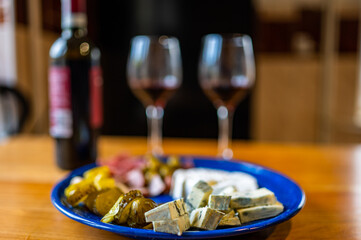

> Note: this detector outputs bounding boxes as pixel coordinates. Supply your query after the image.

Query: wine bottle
[48,0,103,170]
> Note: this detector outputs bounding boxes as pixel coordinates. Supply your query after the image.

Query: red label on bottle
[90,66,103,128]
[62,0,86,14]
[49,66,73,138]
[71,0,86,13]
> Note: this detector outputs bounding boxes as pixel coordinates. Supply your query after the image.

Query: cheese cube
[145,198,187,222]
[208,194,231,211]
[186,181,213,211]
[219,216,241,226]
[218,210,241,226]
[189,207,225,230]
[185,202,193,213]
[230,188,276,209]
[221,209,235,217]
[153,214,190,236]
[237,202,284,223]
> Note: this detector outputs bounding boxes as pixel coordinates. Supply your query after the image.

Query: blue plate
[51,156,305,239]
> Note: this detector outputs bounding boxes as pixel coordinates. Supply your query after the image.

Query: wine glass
[199,34,255,159]
[127,35,182,155]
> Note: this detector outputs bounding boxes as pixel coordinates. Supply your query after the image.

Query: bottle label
[90,66,103,128]
[49,66,73,138]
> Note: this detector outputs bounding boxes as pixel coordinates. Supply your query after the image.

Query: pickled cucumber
[127,198,157,228]
[94,177,116,191]
[101,195,124,223]
[84,166,111,180]
[101,190,143,224]
[84,190,102,212]
[65,180,96,206]
[115,190,144,224]
[94,188,122,216]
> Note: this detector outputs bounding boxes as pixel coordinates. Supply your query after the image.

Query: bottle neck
[61,12,87,30]
[61,26,87,39]
[61,0,87,29]
[61,11,87,38]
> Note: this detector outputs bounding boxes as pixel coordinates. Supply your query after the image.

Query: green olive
[146,155,162,171]
[167,155,181,168]
[159,165,171,178]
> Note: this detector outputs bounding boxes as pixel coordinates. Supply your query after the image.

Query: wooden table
[0,135,360,239]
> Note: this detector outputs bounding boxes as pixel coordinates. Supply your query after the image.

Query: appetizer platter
[51,155,305,239]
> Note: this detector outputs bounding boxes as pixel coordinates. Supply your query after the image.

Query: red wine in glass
[130,85,177,108]
[199,34,255,159]
[202,85,250,110]
[127,36,182,155]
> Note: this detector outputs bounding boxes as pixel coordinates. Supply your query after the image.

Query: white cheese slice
[208,194,231,211]
[186,181,213,212]
[216,185,238,195]
[230,187,276,209]
[153,213,190,236]
[170,169,187,199]
[237,202,284,224]
[145,198,187,222]
[212,178,258,195]
[189,207,225,230]
[170,168,258,199]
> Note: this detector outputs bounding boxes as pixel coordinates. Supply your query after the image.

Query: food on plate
[64,166,116,206]
[237,202,284,223]
[144,199,190,236]
[100,194,123,223]
[153,213,191,236]
[185,181,282,232]
[218,210,241,226]
[65,180,97,206]
[99,154,186,196]
[114,190,144,224]
[146,179,284,235]
[170,168,258,199]
[185,180,213,211]
[99,189,157,227]
[230,187,277,209]
[84,190,101,211]
[189,207,225,230]
[127,198,158,227]
[94,188,122,216]
[203,181,282,223]
[208,194,231,211]
[145,198,187,222]
[63,157,285,235]
[64,166,158,228]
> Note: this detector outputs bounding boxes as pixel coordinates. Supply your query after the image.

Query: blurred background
[2,0,361,143]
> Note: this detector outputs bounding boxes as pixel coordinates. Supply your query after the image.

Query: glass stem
[217,106,234,159]
[146,105,164,156]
